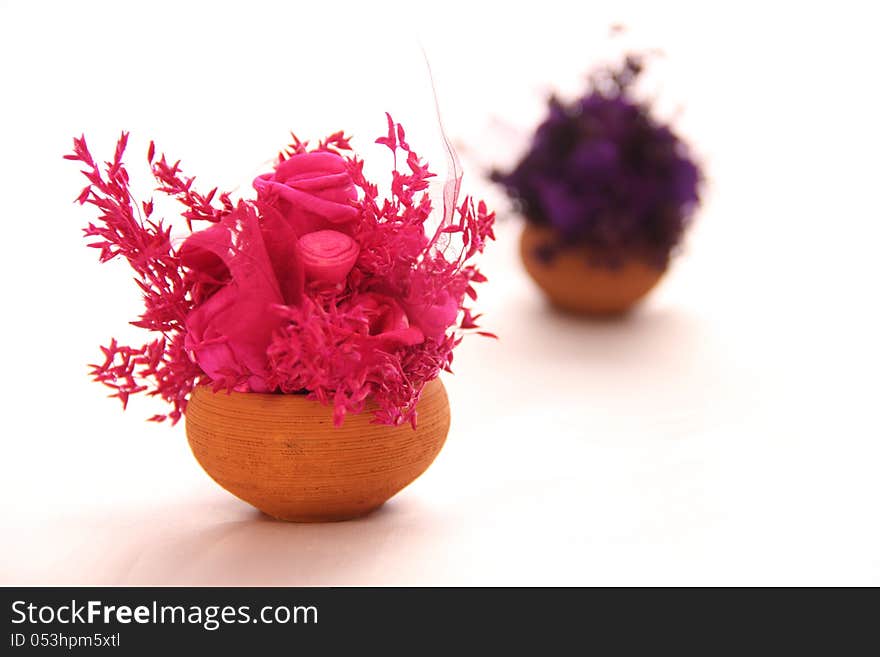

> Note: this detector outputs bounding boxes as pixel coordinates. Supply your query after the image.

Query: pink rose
[297,229,359,285]
[347,293,424,350]
[403,277,461,340]
[253,151,359,237]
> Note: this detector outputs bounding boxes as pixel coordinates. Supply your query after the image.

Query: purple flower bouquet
[493,54,703,315]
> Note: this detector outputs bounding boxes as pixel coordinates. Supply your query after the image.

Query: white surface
[1,1,878,585]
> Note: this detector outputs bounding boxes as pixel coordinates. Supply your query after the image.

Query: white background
[1,0,878,585]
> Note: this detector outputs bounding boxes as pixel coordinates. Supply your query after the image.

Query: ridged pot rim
[185,377,446,423]
[521,222,671,272]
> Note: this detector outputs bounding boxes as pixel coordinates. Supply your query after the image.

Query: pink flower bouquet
[68,115,495,428]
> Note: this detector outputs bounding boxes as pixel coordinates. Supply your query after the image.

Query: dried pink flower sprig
[68,115,496,427]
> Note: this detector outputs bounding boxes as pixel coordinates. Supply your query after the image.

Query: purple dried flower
[493,54,702,268]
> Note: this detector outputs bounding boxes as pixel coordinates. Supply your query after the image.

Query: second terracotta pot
[185,378,450,522]
[520,224,665,315]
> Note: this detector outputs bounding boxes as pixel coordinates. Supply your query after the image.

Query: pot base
[185,378,450,523]
[261,507,380,523]
[520,224,666,315]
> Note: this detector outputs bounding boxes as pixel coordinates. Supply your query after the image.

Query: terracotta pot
[185,378,450,522]
[520,223,666,315]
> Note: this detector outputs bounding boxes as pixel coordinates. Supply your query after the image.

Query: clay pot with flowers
[67,115,495,521]
[493,54,702,315]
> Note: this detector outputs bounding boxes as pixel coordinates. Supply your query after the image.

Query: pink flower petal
[182,206,283,391]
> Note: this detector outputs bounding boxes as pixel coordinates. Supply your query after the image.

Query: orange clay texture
[186,378,450,522]
[520,224,665,316]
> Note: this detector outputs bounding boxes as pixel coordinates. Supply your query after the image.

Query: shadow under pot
[185,378,450,522]
[520,223,666,316]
